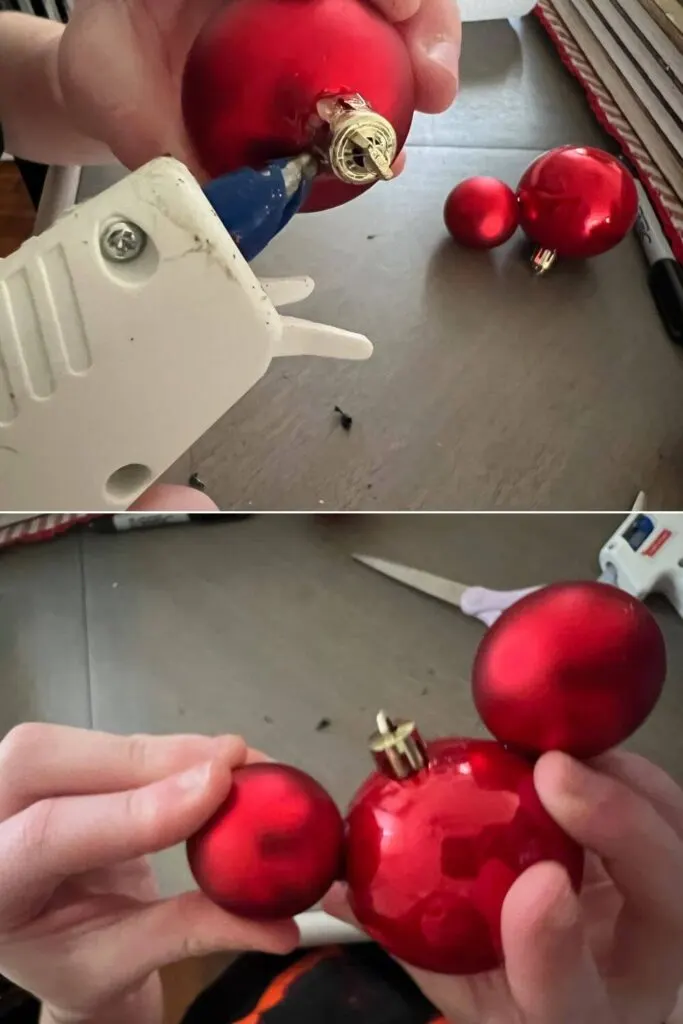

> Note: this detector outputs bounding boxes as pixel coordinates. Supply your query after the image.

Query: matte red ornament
[444,177,519,249]
[516,146,638,273]
[187,763,344,919]
[182,0,415,213]
[472,581,666,759]
[345,716,584,974]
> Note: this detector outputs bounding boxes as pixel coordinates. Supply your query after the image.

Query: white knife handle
[460,586,542,626]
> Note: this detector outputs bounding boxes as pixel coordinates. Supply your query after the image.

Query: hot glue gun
[598,494,683,618]
[0,155,372,511]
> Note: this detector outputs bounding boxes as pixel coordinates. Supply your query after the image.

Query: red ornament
[444,177,519,249]
[187,763,344,918]
[182,0,415,213]
[345,716,583,974]
[516,146,638,272]
[472,581,666,759]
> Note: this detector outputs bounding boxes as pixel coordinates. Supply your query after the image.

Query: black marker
[631,177,683,345]
[91,513,250,533]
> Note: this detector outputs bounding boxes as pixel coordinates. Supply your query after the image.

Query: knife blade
[352,554,470,608]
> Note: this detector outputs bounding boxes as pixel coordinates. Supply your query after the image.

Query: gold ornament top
[530,246,557,275]
[369,710,429,780]
[316,94,397,186]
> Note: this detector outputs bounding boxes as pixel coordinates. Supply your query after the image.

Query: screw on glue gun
[203,154,317,263]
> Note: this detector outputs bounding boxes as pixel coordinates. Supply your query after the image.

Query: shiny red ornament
[345,722,583,974]
[187,763,344,919]
[472,581,666,759]
[182,0,415,213]
[516,146,638,262]
[444,177,519,249]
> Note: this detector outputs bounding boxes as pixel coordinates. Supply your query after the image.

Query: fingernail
[422,36,460,79]
[177,761,213,792]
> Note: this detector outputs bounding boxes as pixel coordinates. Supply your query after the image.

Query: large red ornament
[472,581,666,759]
[516,146,638,273]
[444,177,519,249]
[182,0,415,213]
[187,763,344,918]
[345,715,583,974]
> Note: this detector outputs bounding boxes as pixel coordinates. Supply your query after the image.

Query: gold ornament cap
[530,246,557,274]
[316,94,397,186]
[369,710,429,780]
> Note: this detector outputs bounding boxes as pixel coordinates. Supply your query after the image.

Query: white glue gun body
[0,157,372,510]
[599,510,683,618]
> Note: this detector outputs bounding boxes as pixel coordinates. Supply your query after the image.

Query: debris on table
[334,406,353,431]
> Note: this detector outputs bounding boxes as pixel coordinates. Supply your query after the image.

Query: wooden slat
[0,162,34,258]
[636,0,683,48]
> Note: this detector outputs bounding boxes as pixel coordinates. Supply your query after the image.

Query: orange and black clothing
[183,946,443,1024]
[0,946,443,1024]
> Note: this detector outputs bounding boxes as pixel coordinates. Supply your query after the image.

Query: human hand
[0,724,298,1024]
[325,751,683,1024]
[130,483,218,512]
[56,0,461,175]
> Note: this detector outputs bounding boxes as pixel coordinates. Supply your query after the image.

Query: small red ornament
[444,177,519,249]
[472,581,666,759]
[182,0,415,213]
[345,714,583,974]
[187,763,344,919]
[516,145,638,273]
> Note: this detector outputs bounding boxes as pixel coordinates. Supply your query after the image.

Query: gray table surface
[78,17,683,512]
[1,514,682,895]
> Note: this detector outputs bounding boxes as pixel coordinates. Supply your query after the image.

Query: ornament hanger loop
[530,247,557,274]
[370,710,428,780]
[376,710,397,735]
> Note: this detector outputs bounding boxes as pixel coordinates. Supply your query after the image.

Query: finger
[0,751,238,922]
[369,0,422,23]
[322,881,357,924]
[50,891,299,1007]
[398,0,461,113]
[245,747,274,764]
[112,890,298,982]
[536,753,683,930]
[536,752,683,1007]
[502,861,610,1023]
[0,724,247,821]
[590,750,683,841]
[130,484,219,512]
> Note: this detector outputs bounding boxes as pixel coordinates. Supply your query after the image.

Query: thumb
[322,881,357,924]
[502,861,610,1023]
[105,889,300,983]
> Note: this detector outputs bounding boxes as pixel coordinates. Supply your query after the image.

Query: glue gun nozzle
[282,154,319,198]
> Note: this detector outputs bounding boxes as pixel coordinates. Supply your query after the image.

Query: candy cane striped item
[534,0,683,263]
[0,514,96,551]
